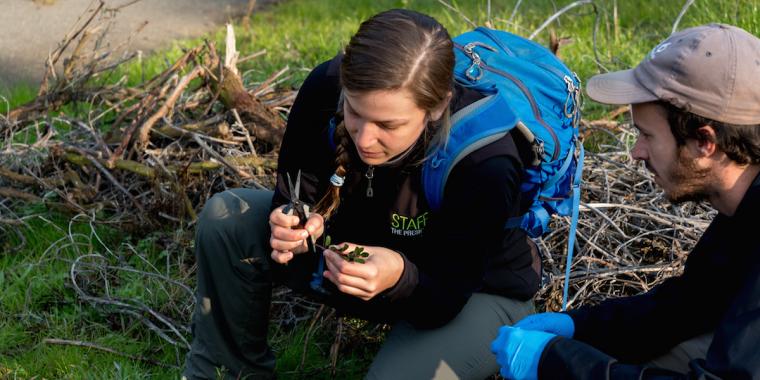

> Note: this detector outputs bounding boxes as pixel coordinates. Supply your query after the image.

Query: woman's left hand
[322,243,404,301]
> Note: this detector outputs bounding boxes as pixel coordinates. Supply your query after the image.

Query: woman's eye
[379,122,401,130]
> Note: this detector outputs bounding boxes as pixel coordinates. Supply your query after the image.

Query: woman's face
[342,88,428,165]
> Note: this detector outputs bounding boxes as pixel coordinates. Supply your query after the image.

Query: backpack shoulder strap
[423,93,519,211]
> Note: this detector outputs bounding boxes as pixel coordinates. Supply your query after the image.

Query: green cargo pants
[182,188,537,379]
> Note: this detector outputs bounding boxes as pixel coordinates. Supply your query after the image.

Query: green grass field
[2,0,760,378]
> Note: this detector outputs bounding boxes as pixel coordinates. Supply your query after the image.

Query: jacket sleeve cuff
[538,336,615,379]
[381,251,419,301]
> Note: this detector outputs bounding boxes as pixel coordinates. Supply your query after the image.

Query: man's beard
[663,148,712,204]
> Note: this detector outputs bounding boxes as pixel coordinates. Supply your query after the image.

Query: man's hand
[322,243,404,301]
[514,312,575,338]
[491,326,555,380]
[269,205,324,264]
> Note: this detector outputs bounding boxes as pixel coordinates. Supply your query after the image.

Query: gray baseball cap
[586,23,760,125]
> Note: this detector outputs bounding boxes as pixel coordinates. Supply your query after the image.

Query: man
[491,23,760,379]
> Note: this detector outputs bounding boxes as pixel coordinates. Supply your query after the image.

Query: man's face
[630,102,710,203]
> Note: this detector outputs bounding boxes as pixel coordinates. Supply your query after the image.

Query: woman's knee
[195,189,274,261]
[200,189,273,225]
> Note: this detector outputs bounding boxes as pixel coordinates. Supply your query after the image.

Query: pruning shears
[282,170,313,242]
[282,170,330,295]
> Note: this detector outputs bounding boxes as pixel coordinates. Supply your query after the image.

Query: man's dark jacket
[540,172,760,379]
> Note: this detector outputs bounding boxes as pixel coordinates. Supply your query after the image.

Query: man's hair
[662,102,760,165]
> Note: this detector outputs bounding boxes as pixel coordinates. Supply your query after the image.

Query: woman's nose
[353,122,378,148]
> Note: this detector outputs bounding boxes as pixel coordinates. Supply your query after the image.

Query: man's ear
[430,91,453,122]
[692,125,718,157]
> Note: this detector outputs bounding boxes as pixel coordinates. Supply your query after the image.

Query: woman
[183,9,539,380]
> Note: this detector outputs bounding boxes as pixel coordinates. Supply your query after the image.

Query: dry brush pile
[0,0,714,370]
[538,122,713,311]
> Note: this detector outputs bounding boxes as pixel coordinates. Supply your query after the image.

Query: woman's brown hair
[314,9,455,219]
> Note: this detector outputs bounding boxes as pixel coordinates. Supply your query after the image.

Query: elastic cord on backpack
[561,139,584,311]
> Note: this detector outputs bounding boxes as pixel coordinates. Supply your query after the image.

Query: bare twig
[508,0,524,24]
[436,0,477,28]
[529,0,594,40]
[672,0,696,34]
[138,66,204,148]
[43,338,179,369]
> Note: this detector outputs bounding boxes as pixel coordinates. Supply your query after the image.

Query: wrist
[391,250,404,284]
[380,250,418,301]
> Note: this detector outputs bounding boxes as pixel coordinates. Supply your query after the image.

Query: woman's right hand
[269,205,324,264]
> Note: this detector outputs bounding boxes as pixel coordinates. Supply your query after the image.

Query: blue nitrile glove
[514,312,575,338]
[491,326,555,380]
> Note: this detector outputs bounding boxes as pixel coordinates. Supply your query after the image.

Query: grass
[0,211,177,378]
[0,84,36,116]
[3,0,760,378]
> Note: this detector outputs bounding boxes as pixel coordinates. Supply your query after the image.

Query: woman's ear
[430,91,453,122]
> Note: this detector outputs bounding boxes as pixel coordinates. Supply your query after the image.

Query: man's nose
[630,137,647,161]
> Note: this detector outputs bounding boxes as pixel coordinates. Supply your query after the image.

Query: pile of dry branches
[1,1,291,236]
[0,1,299,367]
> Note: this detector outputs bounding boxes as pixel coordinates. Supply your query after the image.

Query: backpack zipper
[465,28,582,161]
[456,41,560,161]
[479,63,560,161]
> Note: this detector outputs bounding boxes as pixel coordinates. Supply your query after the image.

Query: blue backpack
[443,27,583,310]
[327,27,584,310]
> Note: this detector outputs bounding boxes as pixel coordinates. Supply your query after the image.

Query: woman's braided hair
[314,9,455,219]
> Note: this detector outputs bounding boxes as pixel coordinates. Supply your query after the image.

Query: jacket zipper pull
[365,166,374,198]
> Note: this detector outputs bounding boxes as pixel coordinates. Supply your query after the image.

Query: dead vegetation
[2,2,290,233]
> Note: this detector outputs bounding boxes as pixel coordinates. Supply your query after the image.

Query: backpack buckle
[466,62,484,81]
[463,42,496,82]
[563,75,582,127]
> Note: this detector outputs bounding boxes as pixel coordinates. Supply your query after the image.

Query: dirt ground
[0,0,275,94]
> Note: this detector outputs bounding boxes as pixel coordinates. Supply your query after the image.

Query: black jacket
[271,57,540,328]
[539,172,760,379]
